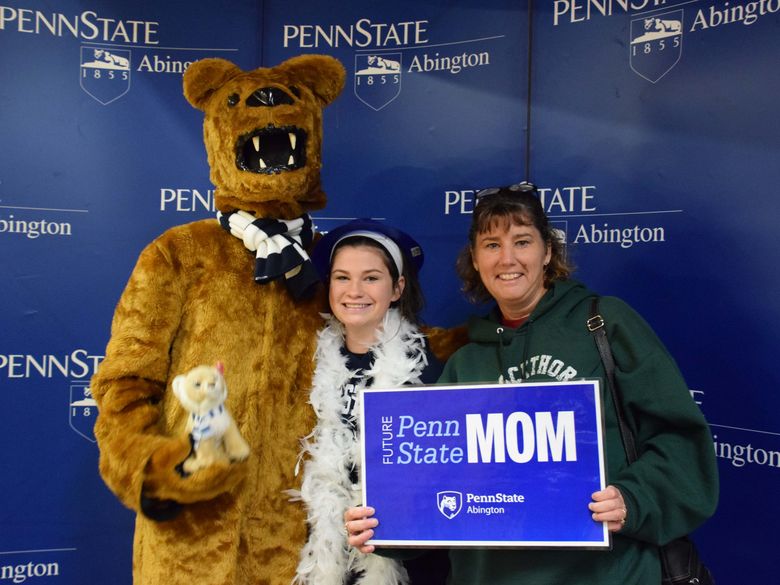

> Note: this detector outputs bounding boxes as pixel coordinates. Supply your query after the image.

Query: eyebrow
[479,229,536,240]
[331,267,386,274]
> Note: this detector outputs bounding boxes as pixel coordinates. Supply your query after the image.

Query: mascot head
[183,55,345,219]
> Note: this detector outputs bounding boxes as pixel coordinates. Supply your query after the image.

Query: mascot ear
[278,54,346,106]
[183,58,243,111]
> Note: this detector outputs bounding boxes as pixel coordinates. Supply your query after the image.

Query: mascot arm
[423,324,469,363]
[92,235,246,516]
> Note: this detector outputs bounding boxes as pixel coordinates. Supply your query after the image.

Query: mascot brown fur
[92,55,346,585]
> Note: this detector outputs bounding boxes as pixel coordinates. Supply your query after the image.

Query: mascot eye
[246,87,295,107]
[227,93,240,107]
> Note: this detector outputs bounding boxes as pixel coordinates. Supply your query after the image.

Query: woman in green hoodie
[344,183,718,585]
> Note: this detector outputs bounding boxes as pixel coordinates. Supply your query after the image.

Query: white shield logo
[629,10,684,83]
[354,53,402,111]
[69,382,97,442]
[550,221,568,245]
[80,45,131,105]
[437,491,463,519]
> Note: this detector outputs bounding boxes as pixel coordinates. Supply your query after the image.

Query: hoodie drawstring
[495,327,508,376]
[522,318,534,379]
[495,319,534,382]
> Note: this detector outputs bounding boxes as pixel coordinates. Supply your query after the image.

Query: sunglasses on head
[475,181,539,204]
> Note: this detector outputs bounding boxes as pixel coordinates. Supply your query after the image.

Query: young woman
[293,219,447,585]
[345,184,718,585]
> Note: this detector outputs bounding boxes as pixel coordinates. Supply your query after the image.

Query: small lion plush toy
[172,362,250,474]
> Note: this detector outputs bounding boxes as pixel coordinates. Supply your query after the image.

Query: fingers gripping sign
[589,485,628,533]
[344,506,379,554]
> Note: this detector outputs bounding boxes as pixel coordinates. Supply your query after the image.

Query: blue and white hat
[312,218,424,281]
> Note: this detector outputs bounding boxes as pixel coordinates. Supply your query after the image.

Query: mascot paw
[144,436,248,504]
[424,324,469,362]
[176,458,249,504]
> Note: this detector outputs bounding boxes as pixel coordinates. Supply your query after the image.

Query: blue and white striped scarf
[189,404,228,449]
[218,210,319,299]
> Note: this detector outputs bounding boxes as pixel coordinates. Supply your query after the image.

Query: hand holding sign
[345,506,378,554]
[589,485,628,532]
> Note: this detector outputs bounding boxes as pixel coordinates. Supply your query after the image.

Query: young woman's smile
[329,245,404,352]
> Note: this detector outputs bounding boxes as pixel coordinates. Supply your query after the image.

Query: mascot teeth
[237,124,306,175]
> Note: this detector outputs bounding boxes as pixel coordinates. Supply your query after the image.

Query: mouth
[343,303,371,309]
[498,273,522,281]
[236,124,307,174]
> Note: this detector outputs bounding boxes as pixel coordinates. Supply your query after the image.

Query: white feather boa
[293,309,429,585]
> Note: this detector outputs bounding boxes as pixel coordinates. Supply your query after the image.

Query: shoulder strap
[588,297,638,463]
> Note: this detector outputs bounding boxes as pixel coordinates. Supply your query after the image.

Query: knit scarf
[217,210,318,299]
[293,309,429,585]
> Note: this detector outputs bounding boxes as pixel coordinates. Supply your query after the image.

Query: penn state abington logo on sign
[630,10,683,83]
[437,491,463,520]
[354,53,402,111]
[80,45,131,105]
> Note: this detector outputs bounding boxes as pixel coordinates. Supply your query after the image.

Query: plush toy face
[183,55,345,219]
[172,365,228,415]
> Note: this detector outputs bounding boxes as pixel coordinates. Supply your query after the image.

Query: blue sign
[360,381,609,548]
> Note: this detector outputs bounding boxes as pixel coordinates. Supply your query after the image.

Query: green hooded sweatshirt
[434,279,718,585]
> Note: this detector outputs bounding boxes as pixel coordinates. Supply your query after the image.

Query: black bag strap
[587,297,638,463]
[589,298,715,584]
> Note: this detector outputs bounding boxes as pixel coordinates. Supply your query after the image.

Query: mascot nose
[246,87,295,107]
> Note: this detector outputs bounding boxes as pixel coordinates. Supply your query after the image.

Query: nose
[498,245,515,265]
[345,279,364,297]
[246,87,295,107]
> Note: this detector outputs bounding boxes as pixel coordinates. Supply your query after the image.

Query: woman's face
[472,220,551,319]
[329,245,404,348]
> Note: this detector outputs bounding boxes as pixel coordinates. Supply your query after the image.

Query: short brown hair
[456,185,573,304]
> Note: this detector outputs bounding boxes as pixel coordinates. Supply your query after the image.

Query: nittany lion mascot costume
[91,55,347,585]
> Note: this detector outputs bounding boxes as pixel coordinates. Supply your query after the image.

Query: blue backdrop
[1,1,778,582]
